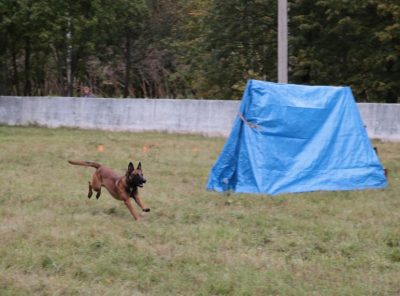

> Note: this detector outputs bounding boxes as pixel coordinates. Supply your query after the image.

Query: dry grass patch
[1,126,400,295]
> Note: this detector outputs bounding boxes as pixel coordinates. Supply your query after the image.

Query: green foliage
[0,0,399,101]
[290,0,400,102]
[198,0,277,99]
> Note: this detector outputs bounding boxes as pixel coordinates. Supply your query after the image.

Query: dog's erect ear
[137,162,142,170]
[128,162,134,173]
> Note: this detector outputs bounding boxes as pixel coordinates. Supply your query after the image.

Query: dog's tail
[68,160,101,169]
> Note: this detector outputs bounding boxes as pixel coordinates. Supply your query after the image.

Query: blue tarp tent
[207,80,387,195]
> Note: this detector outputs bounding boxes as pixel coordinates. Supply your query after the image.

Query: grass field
[1,125,400,296]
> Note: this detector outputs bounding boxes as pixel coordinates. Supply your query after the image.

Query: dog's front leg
[123,198,140,221]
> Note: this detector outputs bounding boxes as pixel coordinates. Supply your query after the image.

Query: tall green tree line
[0,0,399,102]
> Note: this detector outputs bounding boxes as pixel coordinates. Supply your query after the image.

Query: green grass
[0,125,400,296]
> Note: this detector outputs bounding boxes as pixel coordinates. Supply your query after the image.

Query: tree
[290,0,400,103]
[0,0,398,102]
[199,0,277,99]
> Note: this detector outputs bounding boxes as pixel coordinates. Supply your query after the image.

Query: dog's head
[126,162,146,188]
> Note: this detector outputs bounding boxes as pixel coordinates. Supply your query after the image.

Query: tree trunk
[24,38,32,96]
[124,30,132,98]
[66,43,72,96]
[66,15,73,97]
[11,44,20,96]
[50,45,65,96]
[0,61,6,95]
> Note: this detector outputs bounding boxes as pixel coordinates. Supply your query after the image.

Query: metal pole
[278,0,288,83]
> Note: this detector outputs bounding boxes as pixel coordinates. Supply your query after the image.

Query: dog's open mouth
[138,179,146,188]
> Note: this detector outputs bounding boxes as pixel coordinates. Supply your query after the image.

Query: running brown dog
[68,160,149,221]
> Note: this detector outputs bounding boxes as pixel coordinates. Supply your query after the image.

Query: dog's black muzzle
[138,179,146,188]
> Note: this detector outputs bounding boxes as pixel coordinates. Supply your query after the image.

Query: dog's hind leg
[88,181,101,199]
[88,182,93,198]
[91,173,102,199]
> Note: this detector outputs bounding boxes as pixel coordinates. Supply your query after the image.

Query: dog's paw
[143,208,150,212]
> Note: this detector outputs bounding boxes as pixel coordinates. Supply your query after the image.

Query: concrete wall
[0,96,240,137]
[0,96,399,140]
[357,104,400,142]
